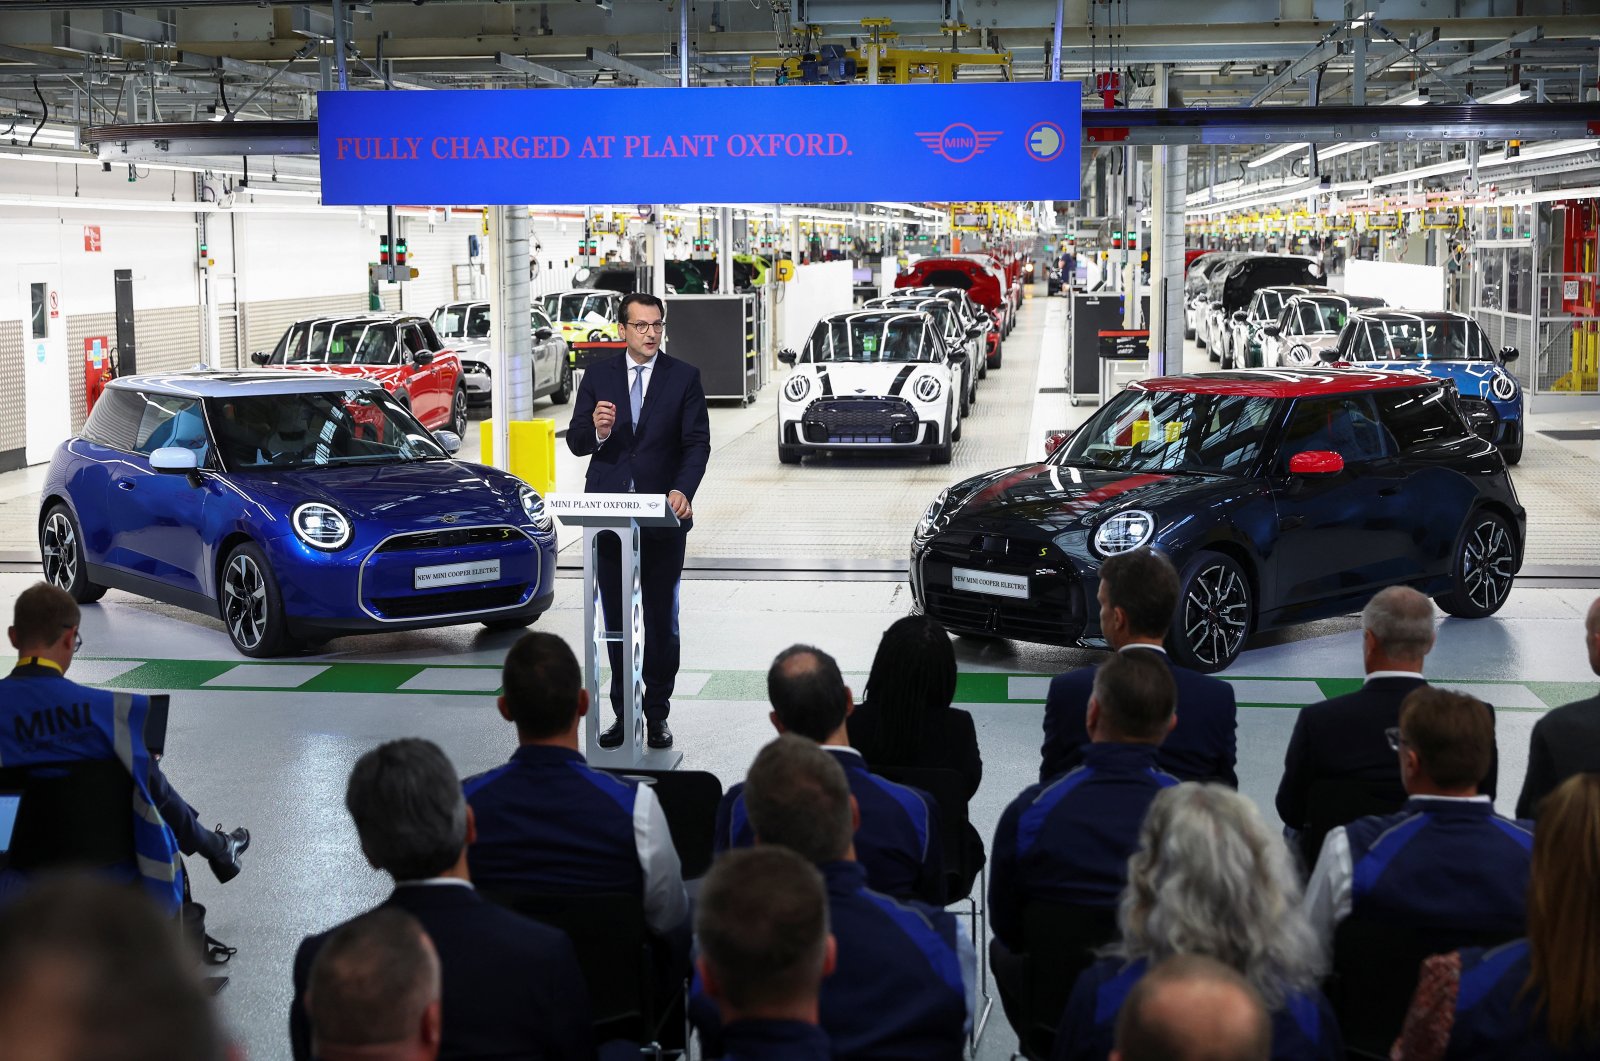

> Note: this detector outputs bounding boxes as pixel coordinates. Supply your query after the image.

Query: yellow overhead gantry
[750,20,1011,85]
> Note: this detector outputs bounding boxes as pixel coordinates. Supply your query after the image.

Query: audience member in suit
[848,615,985,896]
[0,876,227,1061]
[1304,687,1533,959]
[1040,548,1237,786]
[715,644,946,904]
[695,846,836,1061]
[1394,773,1600,1061]
[990,652,1181,1035]
[305,909,442,1061]
[1054,784,1341,1061]
[694,735,973,1060]
[1517,597,1600,819]
[292,737,596,1061]
[1277,586,1501,857]
[1110,955,1271,1061]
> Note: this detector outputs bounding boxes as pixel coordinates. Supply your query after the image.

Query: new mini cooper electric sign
[319,82,1081,205]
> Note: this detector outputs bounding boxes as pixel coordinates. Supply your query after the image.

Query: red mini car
[254,315,468,437]
[897,256,1010,367]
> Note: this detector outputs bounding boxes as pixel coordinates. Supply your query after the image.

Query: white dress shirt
[595,355,656,445]
[631,782,690,935]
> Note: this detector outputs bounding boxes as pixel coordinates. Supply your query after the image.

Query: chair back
[1018,902,1120,1059]
[1329,916,1521,1058]
[600,767,723,881]
[1300,776,1405,871]
[481,890,656,1044]
[0,759,135,873]
[872,764,978,901]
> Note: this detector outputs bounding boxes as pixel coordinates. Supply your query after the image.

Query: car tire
[988,342,1003,370]
[1185,326,1195,340]
[930,415,954,464]
[778,445,803,465]
[40,504,106,604]
[1502,441,1522,466]
[587,330,605,342]
[1195,330,1207,350]
[450,385,469,436]
[959,380,972,419]
[220,541,290,658]
[551,362,574,405]
[1435,509,1518,619]
[1166,550,1253,674]
[483,614,537,632]
[978,357,989,380]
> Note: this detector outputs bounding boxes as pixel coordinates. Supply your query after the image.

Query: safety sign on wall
[83,225,102,253]
[318,81,1082,206]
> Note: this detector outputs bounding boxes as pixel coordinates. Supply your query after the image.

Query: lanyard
[16,657,63,674]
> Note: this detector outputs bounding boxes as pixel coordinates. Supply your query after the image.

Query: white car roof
[108,371,384,399]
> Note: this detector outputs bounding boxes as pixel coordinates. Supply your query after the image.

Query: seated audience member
[696,846,835,1061]
[0,583,248,904]
[1111,955,1272,1061]
[848,615,985,894]
[696,734,973,1060]
[1303,687,1532,957]
[1394,773,1600,1060]
[715,644,945,904]
[1517,597,1600,819]
[1040,549,1237,786]
[306,909,442,1061]
[0,875,227,1061]
[463,632,688,940]
[1277,586,1501,844]
[1055,785,1340,1061]
[292,737,594,1061]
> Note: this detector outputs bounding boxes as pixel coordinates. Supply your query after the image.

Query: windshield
[206,389,446,470]
[430,305,490,340]
[269,321,397,366]
[1367,318,1488,361]
[1057,388,1278,476]
[1291,298,1351,336]
[1252,290,1290,321]
[882,301,955,333]
[803,314,940,363]
[553,294,610,323]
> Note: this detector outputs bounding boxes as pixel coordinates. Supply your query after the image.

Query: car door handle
[116,480,136,491]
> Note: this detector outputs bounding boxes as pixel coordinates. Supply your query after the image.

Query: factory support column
[489,205,534,472]
[1148,64,1186,376]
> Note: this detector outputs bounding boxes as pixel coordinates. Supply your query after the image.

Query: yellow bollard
[480,419,557,496]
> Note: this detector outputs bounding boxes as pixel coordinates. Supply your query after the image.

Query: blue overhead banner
[317,81,1081,205]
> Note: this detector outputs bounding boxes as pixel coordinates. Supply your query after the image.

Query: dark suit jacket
[1040,646,1238,786]
[1275,676,1501,829]
[566,351,711,513]
[1517,692,1600,819]
[848,702,983,800]
[290,883,595,1061]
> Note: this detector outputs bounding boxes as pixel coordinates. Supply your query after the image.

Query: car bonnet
[940,461,1238,532]
[229,461,526,530]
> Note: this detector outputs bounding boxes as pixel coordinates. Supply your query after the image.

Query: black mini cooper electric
[911,369,1525,672]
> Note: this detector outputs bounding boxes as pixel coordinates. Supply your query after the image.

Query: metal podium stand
[547,493,683,770]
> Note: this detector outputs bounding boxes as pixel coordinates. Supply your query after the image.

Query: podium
[547,493,683,770]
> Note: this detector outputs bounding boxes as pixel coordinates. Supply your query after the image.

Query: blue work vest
[0,666,184,913]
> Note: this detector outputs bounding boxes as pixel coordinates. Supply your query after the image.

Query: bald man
[1112,955,1269,1061]
[1517,596,1600,819]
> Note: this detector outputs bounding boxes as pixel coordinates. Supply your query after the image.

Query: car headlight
[1288,344,1312,364]
[915,488,951,540]
[520,486,553,532]
[1490,372,1517,401]
[783,374,810,402]
[292,502,352,551]
[914,374,943,402]
[1093,510,1156,556]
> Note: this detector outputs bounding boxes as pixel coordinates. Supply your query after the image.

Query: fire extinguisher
[85,336,117,414]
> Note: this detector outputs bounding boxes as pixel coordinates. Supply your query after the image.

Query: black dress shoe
[597,718,625,749]
[209,825,250,884]
[647,720,673,749]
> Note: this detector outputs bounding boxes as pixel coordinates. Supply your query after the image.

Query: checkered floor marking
[200,664,330,689]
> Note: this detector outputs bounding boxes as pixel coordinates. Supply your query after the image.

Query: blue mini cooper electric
[39,372,557,656]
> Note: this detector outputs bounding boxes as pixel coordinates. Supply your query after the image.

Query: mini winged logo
[915,122,1002,163]
[439,513,460,524]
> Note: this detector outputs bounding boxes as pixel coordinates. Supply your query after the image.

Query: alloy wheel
[224,553,268,650]
[41,512,77,590]
[452,388,468,434]
[1183,562,1249,668]
[1461,517,1516,612]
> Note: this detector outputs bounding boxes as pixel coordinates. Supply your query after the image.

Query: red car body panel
[897,257,1007,322]
[262,316,465,432]
[1133,368,1436,399]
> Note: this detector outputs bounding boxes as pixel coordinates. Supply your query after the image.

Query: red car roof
[1132,368,1438,398]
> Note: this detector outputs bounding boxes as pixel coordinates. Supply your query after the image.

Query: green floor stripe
[1524,682,1595,710]
[107,659,238,690]
[953,673,1020,704]
[1314,677,1366,701]
[298,663,431,695]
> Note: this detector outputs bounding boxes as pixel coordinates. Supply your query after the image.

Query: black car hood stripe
[888,365,917,396]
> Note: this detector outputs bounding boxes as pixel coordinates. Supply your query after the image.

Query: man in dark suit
[1277,586,1500,851]
[305,909,442,1061]
[1040,548,1237,785]
[290,738,595,1061]
[1517,596,1600,819]
[568,292,711,750]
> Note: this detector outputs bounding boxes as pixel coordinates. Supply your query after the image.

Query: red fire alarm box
[85,336,114,414]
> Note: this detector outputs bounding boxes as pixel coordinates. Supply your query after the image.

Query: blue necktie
[630,364,644,425]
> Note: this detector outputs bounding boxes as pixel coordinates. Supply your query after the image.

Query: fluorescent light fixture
[241,182,320,200]
[2,122,80,149]
[1247,142,1308,169]
[1479,83,1531,105]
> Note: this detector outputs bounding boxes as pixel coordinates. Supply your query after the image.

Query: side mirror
[1232,310,1248,323]
[967,324,987,338]
[411,349,435,366]
[777,348,797,365]
[1044,429,1074,457]
[250,351,270,366]
[150,447,199,474]
[535,327,554,341]
[1500,346,1520,362]
[432,430,462,455]
[1288,450,1345,476]
[1261,326,1280,338]
[1317,347,1341,364]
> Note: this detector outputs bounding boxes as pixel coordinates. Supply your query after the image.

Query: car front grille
[371,584,528,619]
[919,535,1087,645]
[376,526,527,552]
[802,397,919,444]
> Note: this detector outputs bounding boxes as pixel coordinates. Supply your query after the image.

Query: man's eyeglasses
[626,321,667,334]
[1384,727,1406,752]
[64,626,82,652]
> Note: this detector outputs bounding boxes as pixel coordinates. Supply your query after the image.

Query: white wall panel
[1344,259,1446,311]
[778,261,854,352]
